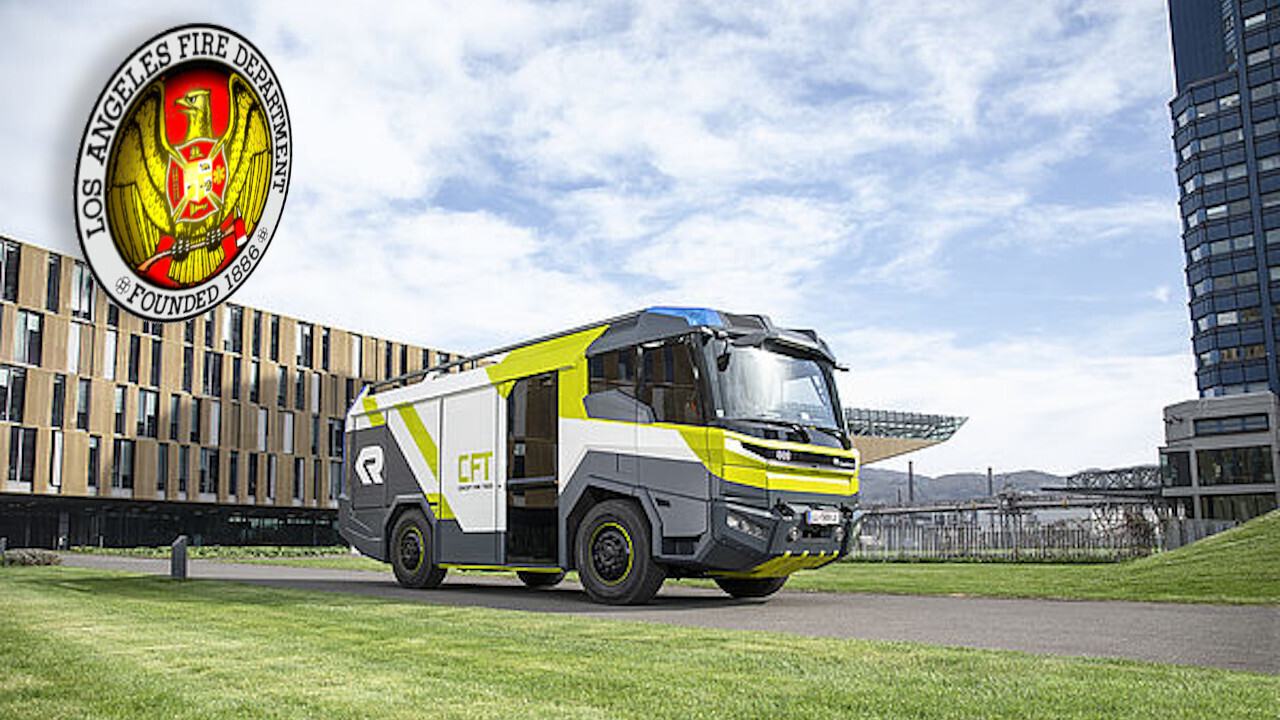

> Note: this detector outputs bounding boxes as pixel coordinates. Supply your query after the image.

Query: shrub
[2,549,62,566]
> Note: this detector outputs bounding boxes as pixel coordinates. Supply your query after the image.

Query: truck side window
[588,348,636,395]
[640,340,702,426]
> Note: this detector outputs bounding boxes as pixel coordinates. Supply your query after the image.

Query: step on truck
[338,307,859,604]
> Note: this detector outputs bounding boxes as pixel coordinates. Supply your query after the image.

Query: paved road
[61,554,1279,674]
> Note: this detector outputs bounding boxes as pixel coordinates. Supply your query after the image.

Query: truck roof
[369,306,837,394]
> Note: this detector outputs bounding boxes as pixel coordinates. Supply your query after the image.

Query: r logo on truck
[355,446,385,486]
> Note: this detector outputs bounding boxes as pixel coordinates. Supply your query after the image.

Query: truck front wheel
[390,509,447,589]
[575,500,665,605]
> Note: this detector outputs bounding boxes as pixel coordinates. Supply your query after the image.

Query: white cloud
[833,326,1194,476]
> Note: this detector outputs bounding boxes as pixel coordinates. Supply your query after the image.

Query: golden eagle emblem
[106,71,272,287]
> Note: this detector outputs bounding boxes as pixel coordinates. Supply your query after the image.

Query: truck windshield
[710,345,845,444]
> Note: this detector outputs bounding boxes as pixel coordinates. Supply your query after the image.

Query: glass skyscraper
[1160,0,1280,521]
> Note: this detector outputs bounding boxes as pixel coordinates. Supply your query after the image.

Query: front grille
[740,441,857,471]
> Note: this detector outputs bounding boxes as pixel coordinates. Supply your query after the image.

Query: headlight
[725,511,770,542]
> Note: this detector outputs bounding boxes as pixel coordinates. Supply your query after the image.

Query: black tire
[575,499,665,605]
[714,576,788,599]
[390,509,447,589]
[517,570,566,588]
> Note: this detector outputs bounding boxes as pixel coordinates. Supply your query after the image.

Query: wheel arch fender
[560,479,663,569]
[382,494,439,563]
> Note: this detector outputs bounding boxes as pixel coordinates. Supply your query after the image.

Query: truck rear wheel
[517,570,566,588]
[714,576,788,599]
[390,509,447,589]
[575,499,665,605]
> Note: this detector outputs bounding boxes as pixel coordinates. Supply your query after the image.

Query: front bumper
[673,499,851,577]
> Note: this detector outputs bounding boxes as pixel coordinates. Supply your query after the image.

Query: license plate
[806,509,841,526]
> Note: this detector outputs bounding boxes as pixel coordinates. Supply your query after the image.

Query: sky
[0,0,1191,476]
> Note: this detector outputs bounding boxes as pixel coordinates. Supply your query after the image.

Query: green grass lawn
[699,510,1280,604]
[66,510,1280,604]
[1,565,1275,720]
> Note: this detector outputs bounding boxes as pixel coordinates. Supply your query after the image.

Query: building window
[228,451,239,498]
[350,334,362,375]
[400,345,408,377]
[249,360,260,402]
[321,328,330,370]
[7,426,36,485]
[136,388,159,438]
[204,310,215,347]
[13,310,43,366]
[293,457,304,500]
[329,460,343,501]
[295,368,305,411]
[50,430,63,490]
[1201,493,1278,521]
[46,254,60,312]
[231,358,241,400]
[328,418,343,457]
[112,438,135,489]
[0,365,26,422]
[76,378,90,430]
[157,443,169,494]
[384,342,394,378]
[253,311,263,357]
[149,340,161,387]
[142,320,163,337]
[248,453,259,498]
[185,319,195,344]
[296,322,313,368]
[70,261,93,320]
[267,455,277,499]
[113,386,126,434]
[67,322,82,373]
[313,459,321,503]
[282,412,295,454]
[127,334,140,384]
[224,305,243,353]
[1196,446,1274,485]
[257,407,268,451]
[190,398,201,443]
[104,329,117,381]
[182,346,193,392]
[87,436,101,489]
[277,365,288,408]
[199,448,219,495]
[107,303,119,327]
[203,351,223,397]
[310,372,321,413]
[270,316,280,361]
[311,414,320,455]
[51,373,65,427]
[1194,414,1270,436]
[169,394,181,440]
[0,240,19,303]
[209,400,220,446]
[178,445,189,493]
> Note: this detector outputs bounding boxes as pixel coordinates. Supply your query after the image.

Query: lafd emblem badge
[75,24,291,321]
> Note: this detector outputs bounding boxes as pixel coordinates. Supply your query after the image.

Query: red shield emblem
[167,139,229,225]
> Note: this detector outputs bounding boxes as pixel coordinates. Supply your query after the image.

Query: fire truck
[339,307,858,604]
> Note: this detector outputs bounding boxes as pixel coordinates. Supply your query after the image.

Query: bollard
[171,535,188,580]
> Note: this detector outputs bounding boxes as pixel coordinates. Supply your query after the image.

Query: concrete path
[61,554,1279,674]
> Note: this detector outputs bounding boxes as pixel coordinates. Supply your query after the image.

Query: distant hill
[857,467,1062,506]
